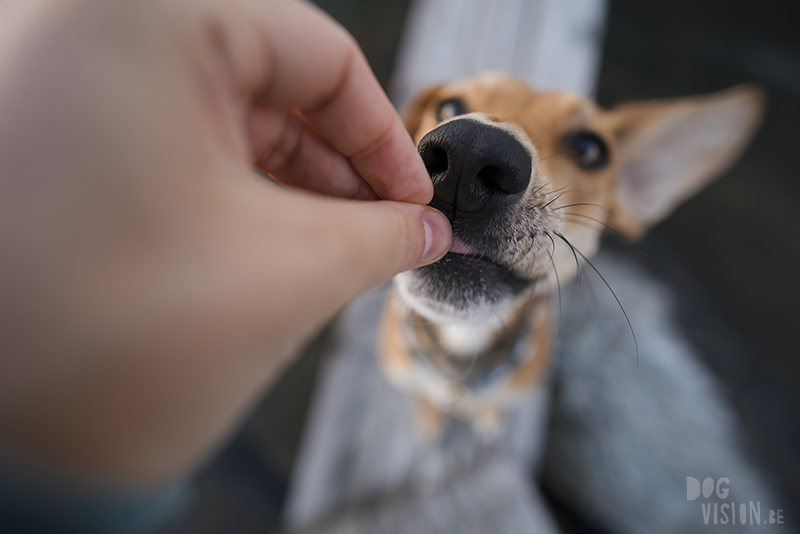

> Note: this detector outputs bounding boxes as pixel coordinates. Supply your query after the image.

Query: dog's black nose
[418,118,532,219]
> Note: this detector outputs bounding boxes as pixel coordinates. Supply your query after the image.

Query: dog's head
[395,73,763,325]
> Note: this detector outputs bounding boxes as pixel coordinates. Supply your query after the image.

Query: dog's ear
[402,85,443,137]
[605,84,765,239]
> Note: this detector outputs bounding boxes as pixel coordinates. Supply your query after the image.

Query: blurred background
[157,0,800,532]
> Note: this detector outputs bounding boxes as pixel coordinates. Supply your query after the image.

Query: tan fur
[506,302,552,392]
[414,396,446,440]
[381,73,764,438]
[378,290,414,379]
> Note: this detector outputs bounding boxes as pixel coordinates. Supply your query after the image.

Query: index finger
[237,0,432,204]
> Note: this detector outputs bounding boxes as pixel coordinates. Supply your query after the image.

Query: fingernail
[419,209,452,265]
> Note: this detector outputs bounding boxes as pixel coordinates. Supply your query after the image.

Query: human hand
[0,0,451,484]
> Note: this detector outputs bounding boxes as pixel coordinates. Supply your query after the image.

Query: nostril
[422,146,449,176]
[477,165,507,194]
[417,119,532,219]
[477,163,528,196]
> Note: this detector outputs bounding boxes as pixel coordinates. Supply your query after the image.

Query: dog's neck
[433,314,520,357]
[395,294,550,385]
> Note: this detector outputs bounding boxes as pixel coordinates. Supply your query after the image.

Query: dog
[378,72,763,439]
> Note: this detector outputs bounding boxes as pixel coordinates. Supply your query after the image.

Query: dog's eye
[563,130,609,170]
[436,98,468,121]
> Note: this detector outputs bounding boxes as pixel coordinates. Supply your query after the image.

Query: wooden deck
[390,0,607,110]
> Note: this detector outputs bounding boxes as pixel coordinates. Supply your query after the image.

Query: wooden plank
[390,0,607,110]
[296,454,559,534]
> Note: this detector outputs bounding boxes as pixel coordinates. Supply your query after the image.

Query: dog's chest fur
[379,290,552,434]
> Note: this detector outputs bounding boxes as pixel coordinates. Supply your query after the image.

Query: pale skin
[0,0,452,486]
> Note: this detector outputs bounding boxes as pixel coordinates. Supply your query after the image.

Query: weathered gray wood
[296,453,558,534]
[390,0,607,110]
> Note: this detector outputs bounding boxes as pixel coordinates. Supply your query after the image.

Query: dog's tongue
[449,236,478,255]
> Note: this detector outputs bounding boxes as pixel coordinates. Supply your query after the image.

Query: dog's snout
[418,118,532,219]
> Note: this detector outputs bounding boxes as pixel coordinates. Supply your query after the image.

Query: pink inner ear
[449,236,478,255]
[610,86,763,236]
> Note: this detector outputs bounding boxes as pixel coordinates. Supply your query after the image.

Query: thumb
[305,196,453,299]
[235,188,452,345]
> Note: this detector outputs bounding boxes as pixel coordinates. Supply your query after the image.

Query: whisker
[530,182,552,197]
[563,212,648,257]
[538,150,569,162]
[529,135,545,145]
[508,230,540,270]
[553,202,609,213]
[544,232,563,341]
[539,184,571,197]
[540,192,567,210]
[554,232,639,367]
[540,187,586,198]
[538,189,591,211]
[561,216,615,245]
[560,230,584,300]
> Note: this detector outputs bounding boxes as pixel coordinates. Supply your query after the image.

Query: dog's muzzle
[398,117,538,322]
[418,118,532,220]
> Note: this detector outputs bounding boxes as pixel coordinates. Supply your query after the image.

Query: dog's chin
[394,252,533,323]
